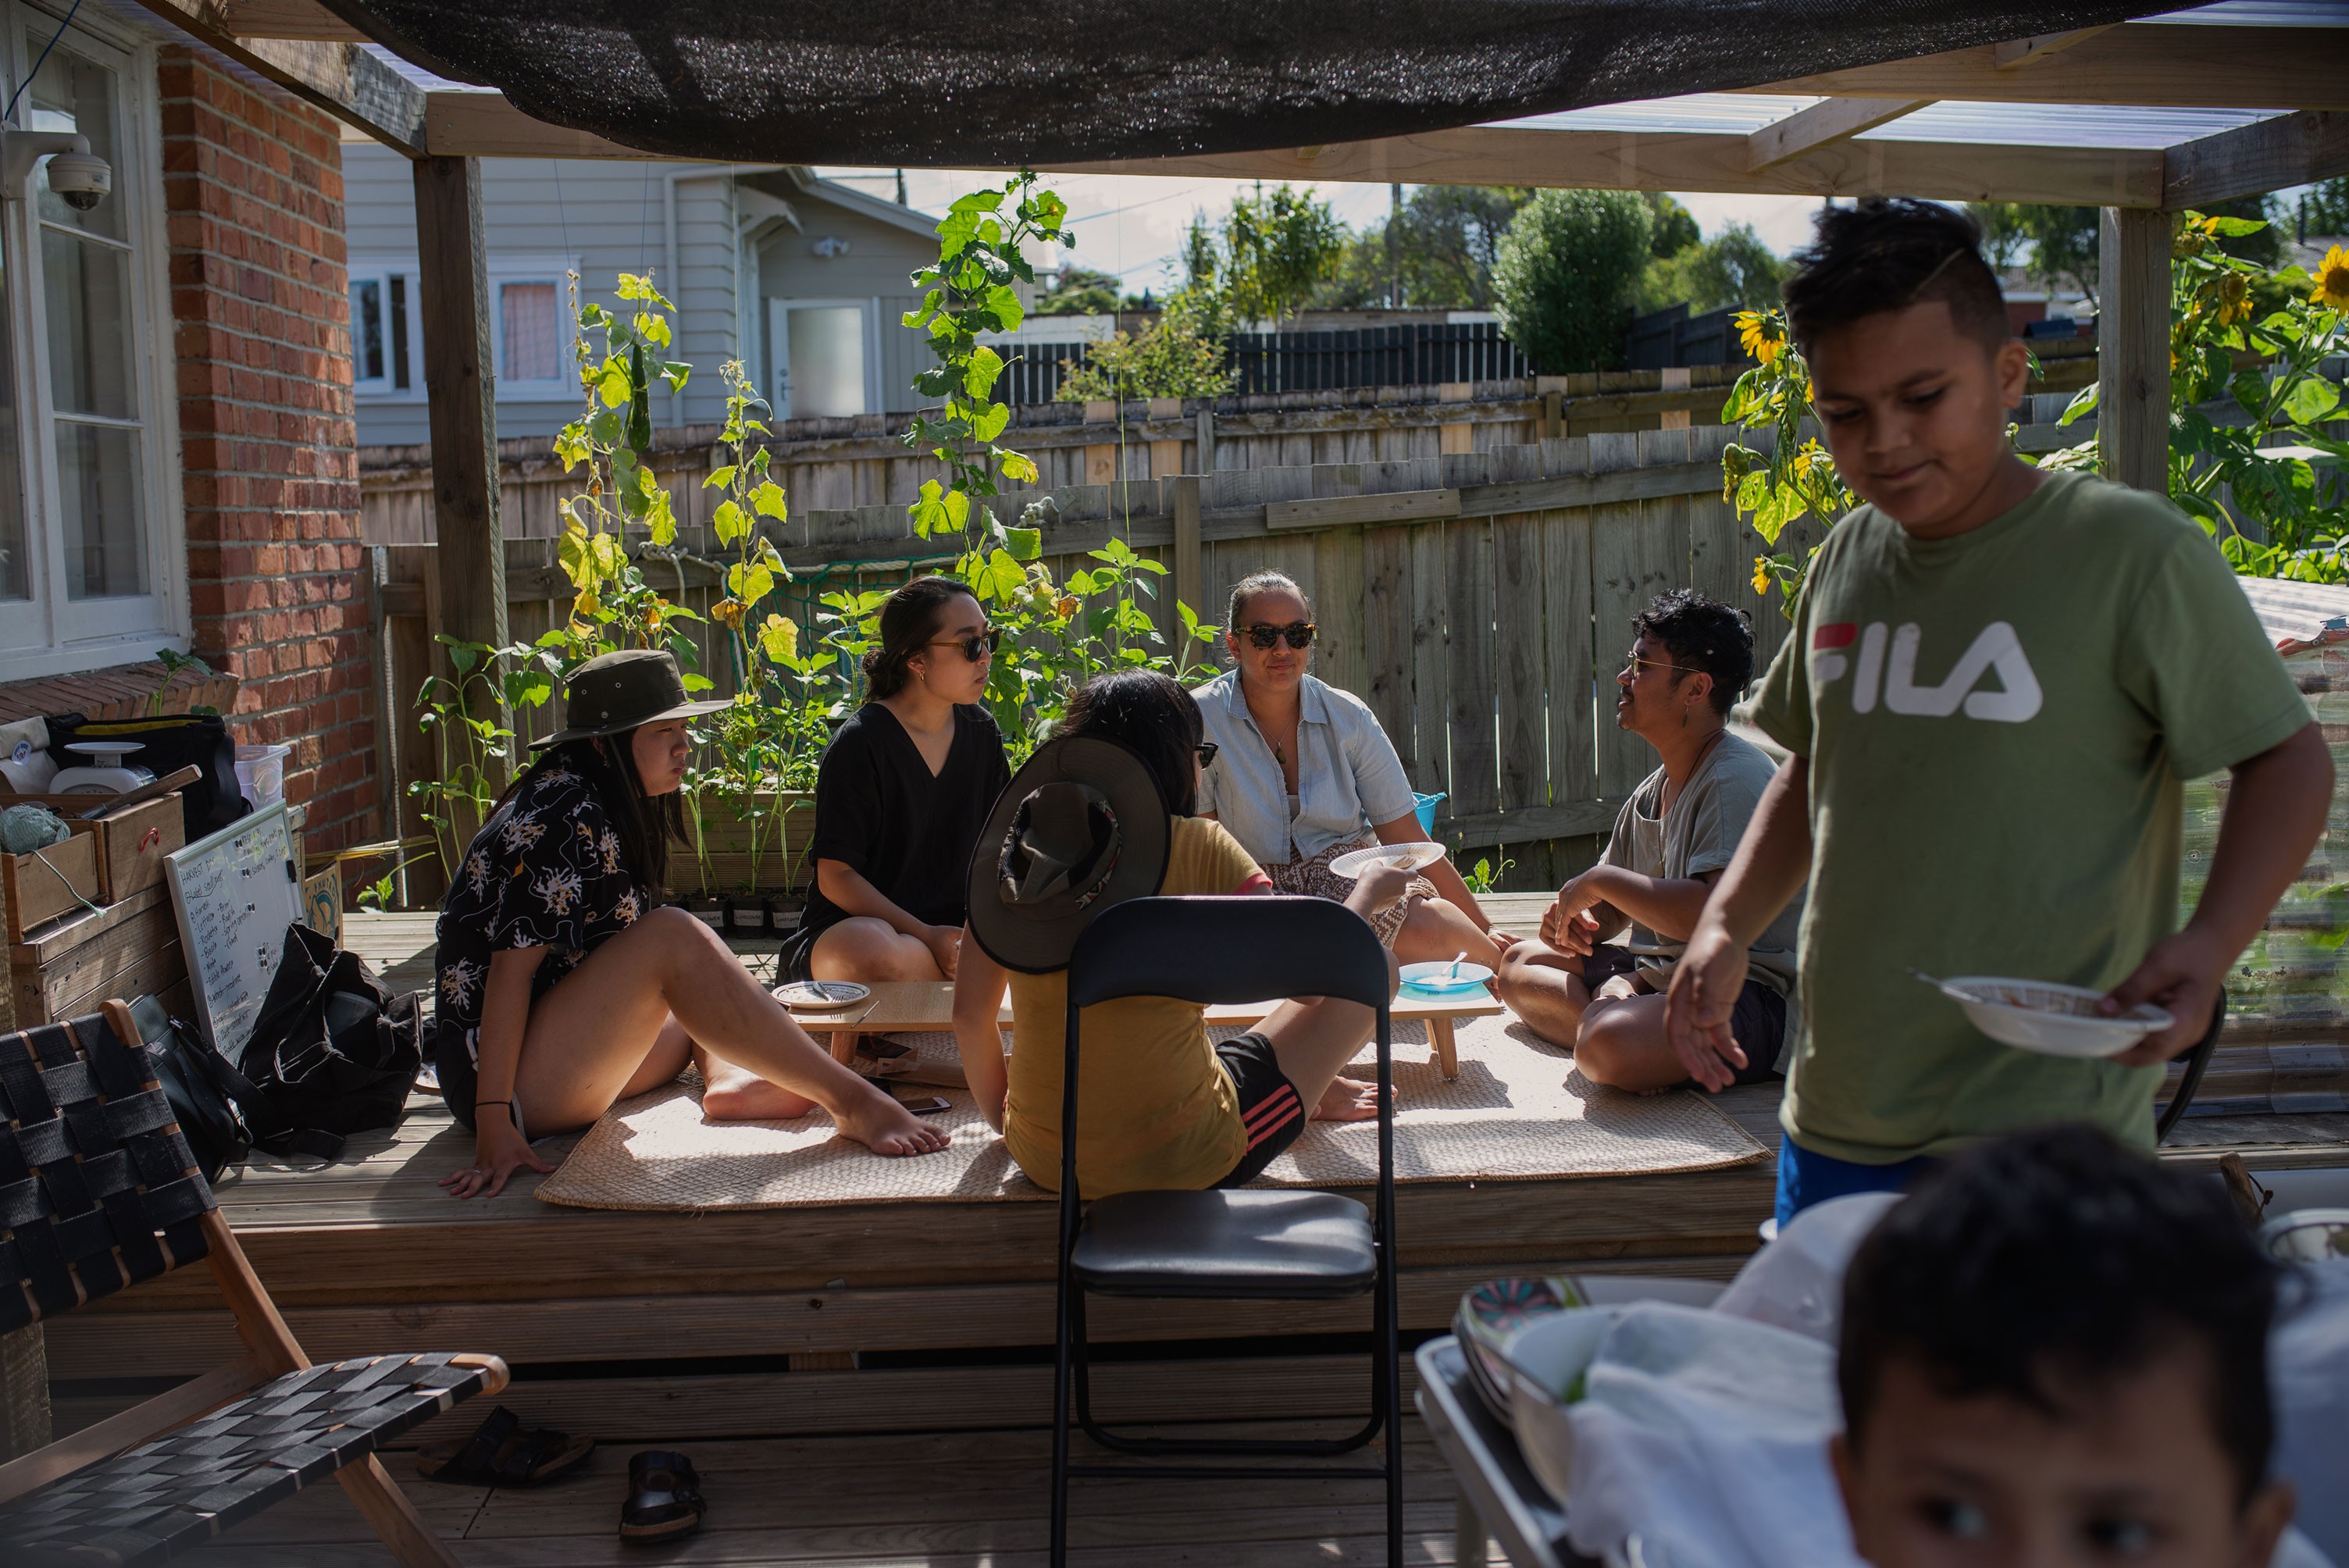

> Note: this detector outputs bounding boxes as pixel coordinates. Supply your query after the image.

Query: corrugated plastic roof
[1492,95,2286,150]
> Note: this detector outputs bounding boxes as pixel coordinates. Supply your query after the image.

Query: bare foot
[699,1060,819,1121]
[833,1087,952,1156]
[1313,1075,1380,1122]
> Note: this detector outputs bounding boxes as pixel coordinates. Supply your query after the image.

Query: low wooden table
[782,980,1502,1079]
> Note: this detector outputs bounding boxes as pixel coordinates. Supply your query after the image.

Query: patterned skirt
[1265,835,1438,947]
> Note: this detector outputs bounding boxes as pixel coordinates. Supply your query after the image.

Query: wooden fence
[361,356,2104,900]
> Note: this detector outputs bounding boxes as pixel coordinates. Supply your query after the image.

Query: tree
[1053,287,1235,402]
[1183,184,1347,325]
[1313,185,1531,309]
[1973,199,2281,307]
[1034,265,1122,316]
[1638,223,1785,315]
[1492,188,1652,372]
[2304,178,2349,239]
[1643,193,1700,259]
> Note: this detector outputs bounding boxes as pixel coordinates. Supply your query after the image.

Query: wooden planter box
[8,884,186,1027]
[1,792,185,903]
[2,826,102,943]
[683,791,816,897]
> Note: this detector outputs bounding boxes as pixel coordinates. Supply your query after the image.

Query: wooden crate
[0,792,184,903]
[7,883,187,1026]
[683,791,818,894]
[1,827,100,943]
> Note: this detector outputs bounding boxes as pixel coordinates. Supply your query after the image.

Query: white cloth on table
[1561,1303,1864,1568]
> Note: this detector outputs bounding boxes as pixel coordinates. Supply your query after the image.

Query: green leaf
[997,448,1040,485]
[597,360,631,408]
[2058,383,2100,426]
[2201,215,2269,237]
[965,344,1005,401]
[971,402,1011,443]
[971,547,1027,602]
[757,613,798,664]
[2282,376,2342,427]
[714,499,749,544]
[728,561,775,608]
[680,673,715,692]
[985,283,1025,334]
[704,465,738,490]
[752,480,790,522]
[1005,526,1043,561]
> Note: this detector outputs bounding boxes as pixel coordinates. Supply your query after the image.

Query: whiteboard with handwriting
[166,803,301,1059]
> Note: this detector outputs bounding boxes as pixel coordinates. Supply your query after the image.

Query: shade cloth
[320,1,2167,167]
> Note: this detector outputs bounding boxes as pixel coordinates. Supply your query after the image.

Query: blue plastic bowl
[1413,791,1446,836]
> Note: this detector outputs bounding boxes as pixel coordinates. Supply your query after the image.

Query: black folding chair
[1050,896,1401,1568]
[2156,986,2226,1143]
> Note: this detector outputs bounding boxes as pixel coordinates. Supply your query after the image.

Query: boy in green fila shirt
[1664,199,2333,1228]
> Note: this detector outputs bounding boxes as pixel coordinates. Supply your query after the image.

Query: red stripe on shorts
[1243,1086,1303,1149]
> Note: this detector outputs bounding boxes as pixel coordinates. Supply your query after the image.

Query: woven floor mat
[534,1014,1770,1211]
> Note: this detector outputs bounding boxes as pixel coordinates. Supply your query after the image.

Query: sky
[814,166,1830,294]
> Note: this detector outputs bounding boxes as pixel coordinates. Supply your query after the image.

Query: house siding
[757,202,939,415]
[342,147,745,445]
[159,49,372,851]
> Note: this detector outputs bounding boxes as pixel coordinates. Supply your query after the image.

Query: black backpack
[129,995,254,1181]
[237,922,423,1149]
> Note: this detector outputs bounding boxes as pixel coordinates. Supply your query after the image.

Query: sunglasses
[1242,622,1317,650]
[1194,741,1219,768]
[925,626,1003,662]
[1619,650,1702,679]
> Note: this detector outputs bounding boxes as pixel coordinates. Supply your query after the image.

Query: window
[0,4,182,680]
[499,280,559,382]
[348,264,417,395]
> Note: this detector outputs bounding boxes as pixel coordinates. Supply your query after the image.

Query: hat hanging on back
[529,649,729,750]
[967,736,1171,973]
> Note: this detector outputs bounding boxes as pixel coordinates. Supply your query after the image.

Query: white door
[768,300,867,419]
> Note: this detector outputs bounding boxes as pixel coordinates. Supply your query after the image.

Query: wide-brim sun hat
[529,648,730,750]
[967,735,1171,974]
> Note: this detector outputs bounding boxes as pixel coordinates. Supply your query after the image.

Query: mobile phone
[894,1094,953,1115]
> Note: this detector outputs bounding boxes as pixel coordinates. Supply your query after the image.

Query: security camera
[0,132,109,210]
[44,149,109,211]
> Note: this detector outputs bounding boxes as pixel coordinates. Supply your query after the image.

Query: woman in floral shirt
[435,650,948,1199]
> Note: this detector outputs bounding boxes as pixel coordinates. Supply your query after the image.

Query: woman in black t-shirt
[434,650,949,1199]
[777,577,1013,988]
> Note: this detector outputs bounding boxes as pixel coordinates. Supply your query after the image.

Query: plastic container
[234,742,293,807]
[1412,791,1445,835]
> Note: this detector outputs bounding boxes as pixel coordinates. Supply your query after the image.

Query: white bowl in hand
[1919,974,2171,1059]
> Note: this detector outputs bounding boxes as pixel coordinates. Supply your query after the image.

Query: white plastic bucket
[234,742,293,807]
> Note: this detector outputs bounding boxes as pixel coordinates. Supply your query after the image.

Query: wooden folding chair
[0,1001,508,1566]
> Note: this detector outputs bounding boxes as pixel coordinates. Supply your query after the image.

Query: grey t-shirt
[1601,730,1802,1010]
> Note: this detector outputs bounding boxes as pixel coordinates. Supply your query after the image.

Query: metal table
[1414,1336,1595,1568]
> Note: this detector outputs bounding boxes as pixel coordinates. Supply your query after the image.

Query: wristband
[475,1099,518,1118]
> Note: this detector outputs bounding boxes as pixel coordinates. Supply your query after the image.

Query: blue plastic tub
[1412,791,1446,836]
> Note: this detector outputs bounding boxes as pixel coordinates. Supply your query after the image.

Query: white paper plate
[1327,841,1445,879]
[1923,975,2169,1058]
[1399,960,1494,993]
[774,980,872,1012]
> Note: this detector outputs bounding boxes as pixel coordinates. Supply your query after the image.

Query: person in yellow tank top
[953,671,1411,1198]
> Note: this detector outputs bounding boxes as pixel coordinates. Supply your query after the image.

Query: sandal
[415,1406,595,1488]
[620,1449,705,1544]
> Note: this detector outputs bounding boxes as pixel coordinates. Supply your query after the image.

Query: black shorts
[1579,948,1786,1089]
[1214,1032,1310,1188]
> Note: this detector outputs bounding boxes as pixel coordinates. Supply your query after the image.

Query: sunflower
[1751,557,1773,595]
[2313,245,2349,312]
[2214,272,2250,327]
[1735,310,1785,366]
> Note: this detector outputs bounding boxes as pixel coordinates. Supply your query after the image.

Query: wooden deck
[46,902,2349,1563]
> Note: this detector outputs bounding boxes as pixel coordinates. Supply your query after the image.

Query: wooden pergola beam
[2164,110,2349,212]
[1991,26,2116,70]
[1747,97,1934,172]
[422,91,697,162]
[1739,23,2349,112]
[1050,122,2165,208]
[213,0,366,41]
[120,0,422,151]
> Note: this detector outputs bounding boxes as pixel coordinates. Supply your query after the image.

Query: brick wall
[159,49,372,852]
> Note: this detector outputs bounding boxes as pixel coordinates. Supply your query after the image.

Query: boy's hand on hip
[1664,917,1750,1092]
[2104,929,2226,1067]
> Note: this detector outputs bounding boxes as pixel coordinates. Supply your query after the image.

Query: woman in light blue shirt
[1193,572,1511,969]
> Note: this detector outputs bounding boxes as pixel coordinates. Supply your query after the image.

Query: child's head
[1784,198,2034,536]
[1834,1124,2292,1568]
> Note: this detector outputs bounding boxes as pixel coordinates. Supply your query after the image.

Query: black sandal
[620,1449,705,1544]
[414,1406,595,1487]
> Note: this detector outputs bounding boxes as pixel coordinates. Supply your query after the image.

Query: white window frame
[0,0,187,683]
[766,296,881,421]
[345,261,420,401]
[353,253,583,405]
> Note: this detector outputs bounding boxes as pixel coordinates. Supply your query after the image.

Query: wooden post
[1172,474,1205,659]
[1195,408,1217,475]
[412,156,509,727]
[2098,207,2170,494]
